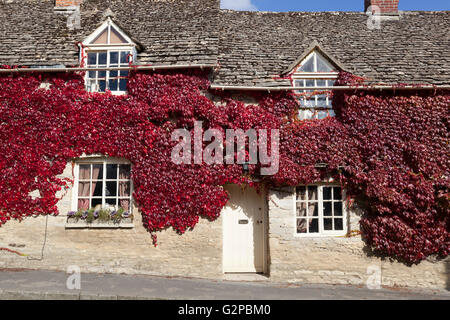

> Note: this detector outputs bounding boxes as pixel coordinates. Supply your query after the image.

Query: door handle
[257,220,263,224]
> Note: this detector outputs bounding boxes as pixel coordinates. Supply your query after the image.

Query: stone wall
[0,162,223,279]
[267,187,449,290]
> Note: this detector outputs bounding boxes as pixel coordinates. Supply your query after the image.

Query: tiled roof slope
[215,10,450,86]
[0,0,219,67]
[0,1,449,85]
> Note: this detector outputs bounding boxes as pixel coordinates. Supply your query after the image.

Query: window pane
[299,55,314,72]
[119,182,131,197]
[78,199,89,211]
[305,80,315,87]
[335,218,343,230]
[317,111,328,119]
[105,198,117,207]
[120,51,130,64]
[87,79,96,92]
[88,71,96,79]
[92,181,103,197]
[296,202,307,217]
[109,51,119,64]
[297,219,307,233]
[316,54,333,72]
[327,80,336,87]
[119,199,130,212]
[317,80,326,87]
[309,219,319,233]
[106,164,118,179]
[317,94,327,107]
[296,186,306,200]
[119,165,131,179]
[91,198,102,208]
[79,164,91,180]
[304,98,314,108]
[87,53,97,65]
[120,70,129,78]
[105,181,117,197]
[99,80,106,92]
[324,218,333,230]
[334,187,342,200]
[110,70,118,79]
[119,79,127,91]
[323,187,332,200]
[299,109,314,120]
[308,203,318,217]
[98,71,106,79]
[323,202,332,216]
[98,52,107,65]
[92,164,103,179]
[78,182,90,197]
[109,79,118,91]
[334,202,343,216]
[307,186,317,200]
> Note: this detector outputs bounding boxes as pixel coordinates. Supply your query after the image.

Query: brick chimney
[55,0,83,7]
[365,0,399,15]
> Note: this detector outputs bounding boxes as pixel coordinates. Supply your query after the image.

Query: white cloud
[221,0,258,11]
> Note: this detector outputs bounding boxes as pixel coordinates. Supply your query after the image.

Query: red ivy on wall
[0,69,448,263]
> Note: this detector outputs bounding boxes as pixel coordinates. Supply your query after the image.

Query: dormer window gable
[295,51,338,74]
[287,45,342,120]
[81,18,137,95]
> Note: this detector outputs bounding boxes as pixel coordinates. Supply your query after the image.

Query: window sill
[65,218,134,229]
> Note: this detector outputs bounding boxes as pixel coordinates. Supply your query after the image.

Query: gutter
[0,65,448,91]
[210,85,450,91]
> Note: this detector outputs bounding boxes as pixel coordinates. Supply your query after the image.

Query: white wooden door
[222,184,266,273]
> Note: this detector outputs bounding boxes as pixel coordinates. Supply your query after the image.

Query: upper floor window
[86,50,131,93]
[295,185,347,236]
[292,50,339,120]
[81,18,136,95]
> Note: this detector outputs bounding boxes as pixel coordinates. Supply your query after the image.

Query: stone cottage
[0,0,448,290]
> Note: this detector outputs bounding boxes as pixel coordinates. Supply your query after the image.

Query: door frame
[222,184,268,274]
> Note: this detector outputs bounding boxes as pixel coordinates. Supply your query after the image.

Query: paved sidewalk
[0,269,449,300]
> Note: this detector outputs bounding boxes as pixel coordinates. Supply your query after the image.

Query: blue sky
[221,0,450,12]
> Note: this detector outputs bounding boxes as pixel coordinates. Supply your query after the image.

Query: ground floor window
[75,159,132,213]
[295,185,346,236]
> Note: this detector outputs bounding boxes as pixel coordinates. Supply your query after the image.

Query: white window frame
[292,51,339,120]
[80,18,137,95]
[71,157,133,213]
[84,47,135,95]
[293,184,348,237]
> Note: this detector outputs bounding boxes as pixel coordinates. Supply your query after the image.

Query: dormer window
[81,18,137,95]
[292,50,339,120]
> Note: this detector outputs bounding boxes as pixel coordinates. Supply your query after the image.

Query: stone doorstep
[223,273,270,282]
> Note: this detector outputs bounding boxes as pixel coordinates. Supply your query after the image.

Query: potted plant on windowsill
[66,206,134,229]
